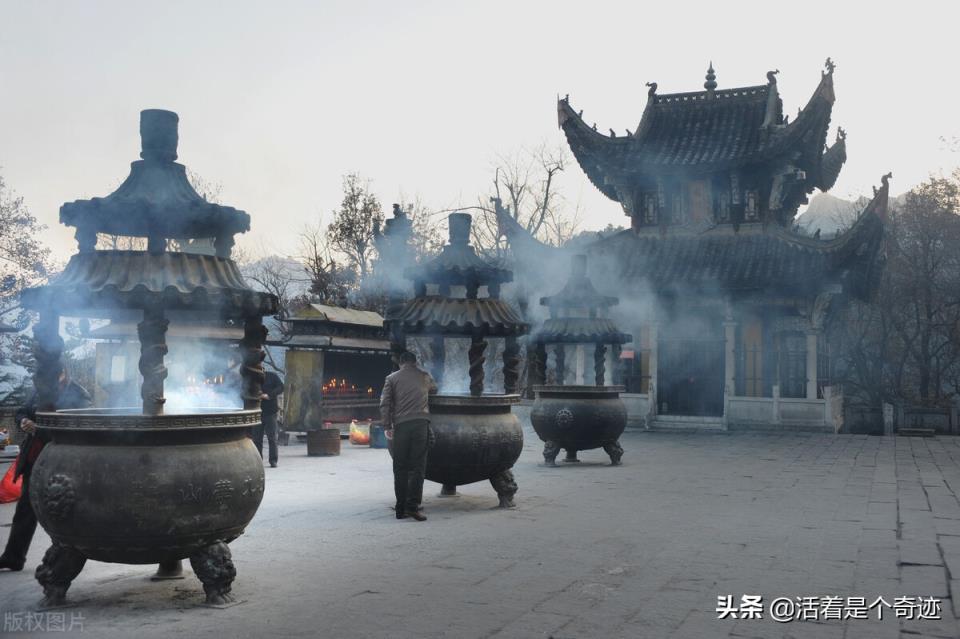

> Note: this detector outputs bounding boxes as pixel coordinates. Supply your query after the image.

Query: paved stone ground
[2,424,960,639]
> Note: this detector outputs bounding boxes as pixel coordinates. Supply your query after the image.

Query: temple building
[501,61,889,431]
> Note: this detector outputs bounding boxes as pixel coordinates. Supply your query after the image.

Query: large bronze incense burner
[20,110,277,606]
[529,255,631,466]
[387,213,528,507]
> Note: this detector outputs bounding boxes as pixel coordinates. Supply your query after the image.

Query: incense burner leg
[543,441,561,466]
[153,559,185,580]
[190,541,236,605]
[439,483,457,497]
[490,470,517,508]
[563,449,580,463]
[35,543,87,606]
[603,440,624,466]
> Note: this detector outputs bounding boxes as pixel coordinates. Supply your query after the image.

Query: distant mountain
[795,193,868,237]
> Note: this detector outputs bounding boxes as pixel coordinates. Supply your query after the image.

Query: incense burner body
[530,385,626,465]
[31,408,264,564]
[424,394,523,486]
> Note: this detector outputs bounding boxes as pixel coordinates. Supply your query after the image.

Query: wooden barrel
[306,428,341,456]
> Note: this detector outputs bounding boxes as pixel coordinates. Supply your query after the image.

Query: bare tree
[469,144,581,258]
[837,170,960,406]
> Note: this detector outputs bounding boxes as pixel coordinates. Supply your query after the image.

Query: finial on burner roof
[704,62,717,95]
[767,69,779,85]
[824,57,836,75]
[140,109,179,162]
[645,81,657,97]
[448,212,471,245]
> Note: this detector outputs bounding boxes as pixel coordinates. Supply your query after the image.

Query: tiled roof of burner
[391,297,528,337]
[540,255,619,310]
[404,213,512,288]
[60,110,250,248]
[533,317,631,344]
[20,251,277,316]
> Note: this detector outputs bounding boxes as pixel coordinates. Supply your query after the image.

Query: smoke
[162,334,242,413]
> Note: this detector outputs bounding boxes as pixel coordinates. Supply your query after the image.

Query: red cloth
[0,457,22,503]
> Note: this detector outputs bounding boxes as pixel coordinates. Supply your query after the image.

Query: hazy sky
[1,0,958,259]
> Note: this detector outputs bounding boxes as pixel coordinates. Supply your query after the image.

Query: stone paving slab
[0,428,959,638]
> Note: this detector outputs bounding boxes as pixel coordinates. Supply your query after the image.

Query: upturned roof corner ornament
[824,57,836,75]
[645,82,657,97]
[767,69,780,85]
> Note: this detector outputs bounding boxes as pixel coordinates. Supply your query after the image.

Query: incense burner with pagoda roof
[386,213,528,507]
[529,254,632,466]
[21,110,277,606]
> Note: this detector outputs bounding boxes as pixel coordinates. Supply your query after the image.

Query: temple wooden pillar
[806,330,819,399]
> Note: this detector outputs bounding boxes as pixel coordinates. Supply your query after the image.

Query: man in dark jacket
[252,371,283,468]
[0,371,91,571]
[379,351,437,522]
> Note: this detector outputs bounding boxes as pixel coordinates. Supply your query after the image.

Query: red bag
[0,456,22,503]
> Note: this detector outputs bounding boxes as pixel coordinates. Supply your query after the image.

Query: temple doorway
[657,337,725,417]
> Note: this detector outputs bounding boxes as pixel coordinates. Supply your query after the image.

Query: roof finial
[824,57,836,75]
[767,69,780,85]
[704,62,717,95]
[645,81,657,97]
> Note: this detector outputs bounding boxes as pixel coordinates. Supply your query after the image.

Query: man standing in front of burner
[0,371,91,571]
[254,370,284,468]
[380,351,437,522]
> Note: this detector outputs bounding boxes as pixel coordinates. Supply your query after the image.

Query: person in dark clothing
[0,372,91,571]
[379,351,437,521]
[251,371,283,468]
